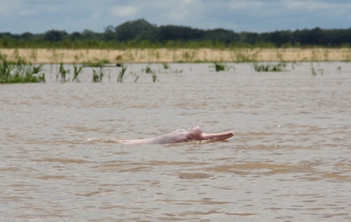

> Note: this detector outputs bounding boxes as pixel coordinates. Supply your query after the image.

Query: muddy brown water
[1,63,351,221]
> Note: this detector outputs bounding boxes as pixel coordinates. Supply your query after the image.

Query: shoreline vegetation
[2,19,351,64]
[1,48,351,64]
[3,19,350,84]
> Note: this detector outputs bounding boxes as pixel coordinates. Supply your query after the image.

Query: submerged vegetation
[117,64,127,82]
[143,65,158,82]
[214,63,225,72]
[310,63,324,76]
[57,63,70,82]
[72,64,83,82]
[253,63,287,72]
[0,51,339,84]
[0,55,45,83]
[212,63,236,72]
[92,66,108,83]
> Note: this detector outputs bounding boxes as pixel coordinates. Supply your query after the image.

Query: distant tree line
[1,19,351,49]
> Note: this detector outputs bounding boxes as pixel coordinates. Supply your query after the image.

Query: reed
[144,66,158,82]
[310,63,323,76]
[310,63,317,76]
[151,70,158,82]
[134,75,139,83]
[253,63,286,72]
[92,66,109,82]
[57,63,70,82]
[310,63,322,75]
[72,64,83,82]
[0,55,45,83]
[129,71,139,83]
[117,64,127,82]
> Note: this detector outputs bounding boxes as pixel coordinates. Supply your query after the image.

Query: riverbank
[1,48,351,64]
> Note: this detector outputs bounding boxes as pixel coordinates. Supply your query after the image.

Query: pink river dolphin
[118,126,234,144]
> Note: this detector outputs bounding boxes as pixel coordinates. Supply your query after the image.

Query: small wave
[85,138,121,143]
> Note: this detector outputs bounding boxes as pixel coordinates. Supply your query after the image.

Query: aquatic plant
[144,66,158,82]
[129,71,139,83]
[214,63,225,72]
[57,63,70,82]
[92,66,105,82]
[253,63,286,72]
[0,55,45,84]
[151,70,158,82]
[319,68,324,75]
[311,63,317,76]
[162,62,169,70]
[336,66,341,73]
[72,64,83,82]
[134,75,139,83]
[144,66,152,74]
[117,64,127,82]
[171,69,183,74]
[310,63,323,76]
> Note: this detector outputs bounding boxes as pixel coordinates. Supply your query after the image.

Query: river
[1,62,350,221]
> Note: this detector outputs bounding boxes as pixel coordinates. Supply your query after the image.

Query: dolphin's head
[171,126,234,143]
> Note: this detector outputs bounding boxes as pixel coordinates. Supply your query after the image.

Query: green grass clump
[144,66,152,74]
[162,63,169,69]
[214,63,225,72]
[0,55,45,84]
[253,63,286,72]
[92,66,110,82]
[143,66,158,82]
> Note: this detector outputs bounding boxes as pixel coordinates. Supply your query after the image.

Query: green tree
[115,19,156,41]
[43,30,67,42]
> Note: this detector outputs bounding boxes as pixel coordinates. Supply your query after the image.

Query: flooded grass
[117,64,127,82]
[253,63,287,72]
[2,61,351,221]
[57,63,70,82]
[0,55,45,84]
[310,63,324,76]
[92,66,108,83]
[72,64,83,82]
[162,62,169,70]
[0,58,344,84]
[144,65,158,82]
[214,63,225,72]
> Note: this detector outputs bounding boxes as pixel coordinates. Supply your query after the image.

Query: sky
[2,0,351,34]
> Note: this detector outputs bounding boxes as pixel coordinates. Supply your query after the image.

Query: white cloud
[227,0,351,19]
[284,1,350,10]
[183,0,199,4]
[169,10,188,21]
[151,0,202,22]
[92,11,102,19]
[111,6,138,17]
